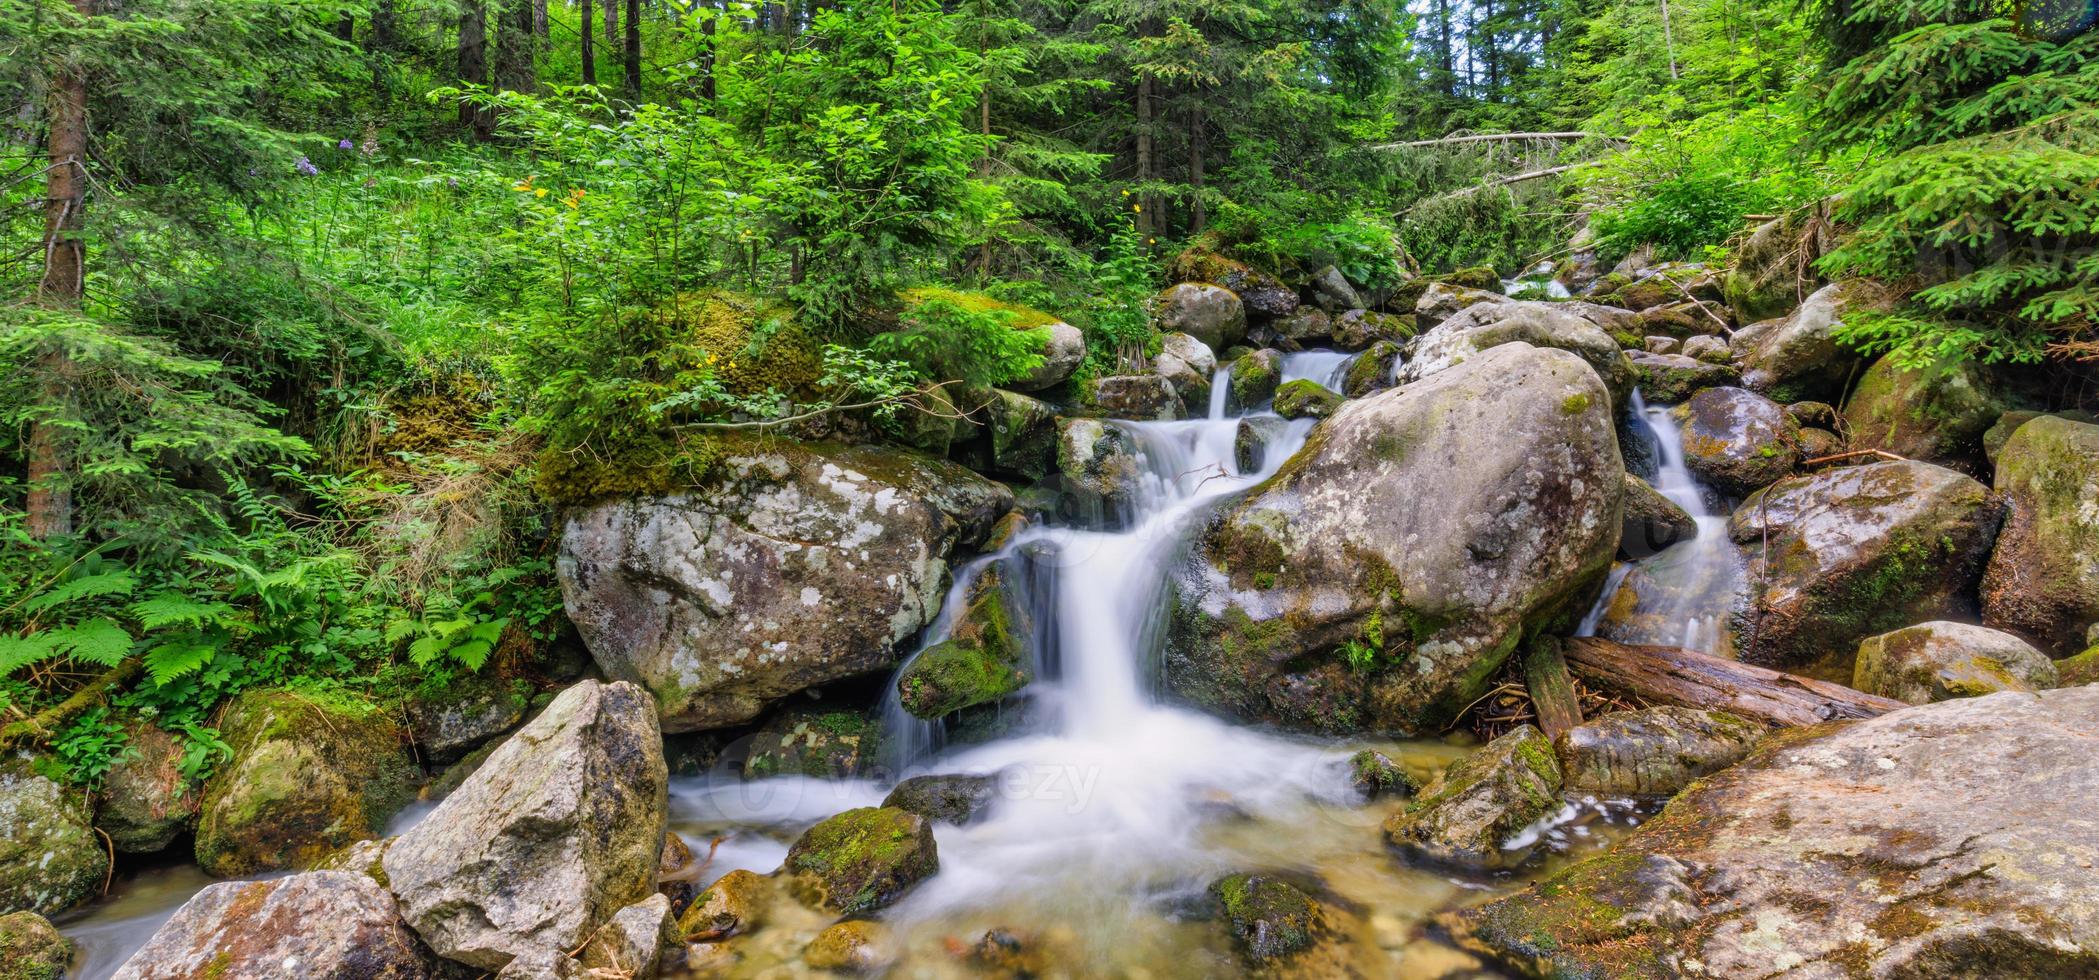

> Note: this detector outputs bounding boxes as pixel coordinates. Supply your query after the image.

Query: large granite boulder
[1843,357,2015,468]
[111,871,438,980]
[1730,461,2001,671]
[1982,416,2099,656]
[1152,331,1216,413]
[1673,386,1801,497]
[559,439,1011,731]
[1166,249,1298,318]
[1728,281,1869,403]
[1166,344,1623,734]
[1153,282,1247,350]
[1399,301,1636,407]
[783,806,939,915]
[194,690,417,877]
[384,681,668,970]
[96,721,198,854]
[0,759,105,917]
[1446,688,2099,978]
[1081,374,1182,421]
[1853,621,2056,704]
[1553,706,1764,796]
[1382,725,1562,870]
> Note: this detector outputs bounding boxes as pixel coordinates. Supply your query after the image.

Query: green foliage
[869,297,1047,388]
[49,707,131,789]
[1581,109,1846,262]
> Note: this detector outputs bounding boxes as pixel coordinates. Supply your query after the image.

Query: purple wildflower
[446,177,460,189]
[295,155,319,176]
[338,138,354,151]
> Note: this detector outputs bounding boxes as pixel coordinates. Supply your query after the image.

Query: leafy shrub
[1580,108,1843,262]
[869,296,1048,388]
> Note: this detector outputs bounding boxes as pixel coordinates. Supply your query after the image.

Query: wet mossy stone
[1673,386,1800,497]
[1346,750,1415,799]
[1382,725,1563,871]
[742,707,885,780]
[896,566,1031,719]
[0,759,106,918]
[1553,706,1764,797]
[784,806,939,915]
[803,919,898,972]
[1271,379,1342,421]
[2059,645,2099,686]
[1852,621,2055,704]
[1340,340,1403,398]
[882,772,999,825]
[193,689,418,878]
[1982,409,2097,469]
[679,868,772,941]
[1982,416,2099,656]
[1843,356,2015,469]
[1210,872,1322,961]
[0,911,71,980]
[1228,348,1284,408]
[405,672,531,764]
[1443,265,1500,291]
[1629,351,1738,403]
[97,720,199,854]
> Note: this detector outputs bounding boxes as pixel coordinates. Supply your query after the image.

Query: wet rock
[1681,334,1730,364]
[1307,265,1364,312]
[1729,281,1871,403]
[1731,460,2001,671]
[1444,265,1501,290]
[1167,249,1297,319]
[1785,400,1841,430]
[896,565,1030,719]
[312,836,392,886]
[1154,282,1247,350]
[0,911,71,979]
[741,707,883,779]
[495,948,582,979]
[1797,427,1843,460]
[1620,473,1696,559]
[1234,415,1288,473]
[1557,300,1641,343]
[802,919,897,973]
[967,926,1061,978]
[559,440,1011,731]
[1082,374,1182,421]
[385,680,668,970]
[194,690,416,877]
[1229,348,1284,408]
[784,807,938,915]
[656,831,699,914]
[1673,386,1800,496]
[1445,687,2099,978]
[1056,417,1144,518]
[1332,309,1413,351]
[1558,229,1604,292]
[1982,416,2099,655]
[97,721,198,854]
[1347,750,1416,799]
[1271,379,1342,420]
[1854,621,2056,704]
[1168,344,1623,734]
[1631,302,1708,341]
[882,772,998,825]
[406,672,530,764]
[1382,725,1562,870]
[578,893,677,978]
[1413,282,1505,330]
[1011,321,1085,393]
[1982,409,2097,468]
[110,871,437,980]
[678,868,772,941]
[893,382,963,457]
[1844,357,2014,467]
[1553,706,1764,796]
[1153,332,1217,413]
[1401,301,1636,407]
[1210,873,1323,961]
[1602,263,1719,312]
[1724,214,1824,324]
[1644,335,1680,355]
[1629,351,1738,403]
[1340,340,1403,398]
[1262,305,1330,351]
[986,388,1059,480]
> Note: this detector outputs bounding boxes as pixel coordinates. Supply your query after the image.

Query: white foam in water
[1278,349,1357,392]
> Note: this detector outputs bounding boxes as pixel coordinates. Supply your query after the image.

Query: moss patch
[785,807,939,914]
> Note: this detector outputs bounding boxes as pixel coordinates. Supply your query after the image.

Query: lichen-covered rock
[1601,263,1720,312]
[1382,725,1562,870]
[882,772,999,825]
[1154,282,1247,350]
[1210,873,1323,962]
[1645,335,1680,355]
[1629,351,1738,403]
[1983,416,2099,656]
[1082,374,1182,421]
[194,690,417,877]
[679,868,772,941]
[385,680,668,970]
[1400,301,1636,407]
[0,911,71,980]
[1724,213,1824,324]
[1798,426,1843,460]
[1982,409,2098,469]
[1620,473,1696,559]
[1167,249,1298,318]
[783,807,938,915]
[1553,707,1763,796]
[985,388,1059,480]
[97,721,198,854]
[495,948,582,980]
[1730,460,2001,671]
[559,440,1011,732]
[1332,309,1413,351]
[1268,305,1333,350]
[1413,282,1505,330]
[1307,265,1364,313]
[1271,379,1342,421]
[1673,386,1800,497]
[1844,357,2015,468]
[1346,750,1416,799]
[406,672,530,764]
[2061,645,2099,686]
[1445,688,2099,978]
[1167,344,1622,734]
[896,564,1031,719]
[741,708,883,779]
[1011,321,1085,392]
[1681,334,1730,364]
[1227,348,1284,409]
[803,919,898,973]
[1444,265,1501,290]
[1853,621,2056,704]
[1056,417,1144,519]
[1728,281,1870,403]
[1340,340,1402,398]
[578,893,676,978]
[110,871,438,980]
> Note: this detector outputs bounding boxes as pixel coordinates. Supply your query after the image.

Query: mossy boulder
[896,564,1031,719]
[1443,265,1500,290]
[1153,331,1217,415]
[1673,386,1800,497]
[985,388,1060,480]
[194,689,417,877]
[900,288,1082,393]
[1346,750,1416,799]
[1167,248,1298,318]
[1724,213,1825,324]
[1265,305,1333,351]
[1153,282,1248,351]
[1227,348,1284,409]
[1628,351,1739,403]
[559,437,1012,732]
[1982,409,2097,469]
[679,868,772,941]
[784,807,939,915]
[1445,688,2099,978]
[1271,379,1342,421]
[1340,340,1403,398]
[1080,374,1182,421]
[110,871,439,979]
[1553,706,1764,796]
[1167,344,1623,735]
[1412,282,1506,330]
[881,772,999,825]
[1844,356,2016,469]
[97,721,199,854]
[1210,873,1323,961]
[1331,309,1413,351]
[1682,333,1730,363]
[1730,460,2001,671]
[2060,646,2099,686]
[0,911,71,980]
[1399,300,1637,408]
[742,708,884,779]
[1728,281,1873,403]
[1056,417,1145,520]
[1982,416,2099,656]
[1619,473,1696,560]
[1306,265,1365,313]
[1853,621,2056,704]
[1382,725,1562,870]
[405,672,530,764]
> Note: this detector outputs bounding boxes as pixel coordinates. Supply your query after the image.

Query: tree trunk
[495,0,538,95]
[28,2,92,540]
[604,0,619,46]
[458,2,491,137]
[1188,102,1206,235]
[1562,638,1906,727]
[624,0,642,97]
[1135,72,1153,239]
[976,0,992,274]
[698,4,716,104]
[1659,0,1682,80]
[1523,636,1582,738]
[580,0,596,86]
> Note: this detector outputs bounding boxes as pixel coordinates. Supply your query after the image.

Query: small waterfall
[1279,349,1356,392]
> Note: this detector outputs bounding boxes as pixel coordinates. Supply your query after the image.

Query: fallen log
[1563,637,1905,727]
[1523,636,1583,739]
[0,659,143,752]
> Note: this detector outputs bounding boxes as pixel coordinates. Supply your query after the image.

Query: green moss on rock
[0,912,72,980]
[0,759,109,917]
[1211,873,1322,961]
[784,807,939,915]
[1272,379,1342,420]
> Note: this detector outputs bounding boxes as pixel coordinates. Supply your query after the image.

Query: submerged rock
[1982,416,2099,656]
[385,680,668,970]
[1730,460,2000,671]
[882,772,999,825]
[1853,621,2056,704]
[1271,379,1342,420]
[1446,688,2099,978]
[1168,344,1622,735]
[1553,706,1764,796]
[1346,750,1417,799]
[1210,873,1323,961]
[783,807,938,915]
[1399,300,1636,407]
[1673,386,1800,497]
[111,871,437,980]
[194,690,417,877]
[1154,282,1248,351]
[559,439,1010,732]
[803,919,898,972]
[1382,725,1562,870]
[97,721,198,854]
[1728,281,1870,403]
[0,911,71,979]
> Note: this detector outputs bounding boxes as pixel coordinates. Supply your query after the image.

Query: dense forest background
[2,0,2094,785]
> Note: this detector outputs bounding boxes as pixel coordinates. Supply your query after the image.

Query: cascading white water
[1579,391,1746,655]
[1279,349,1357,392]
